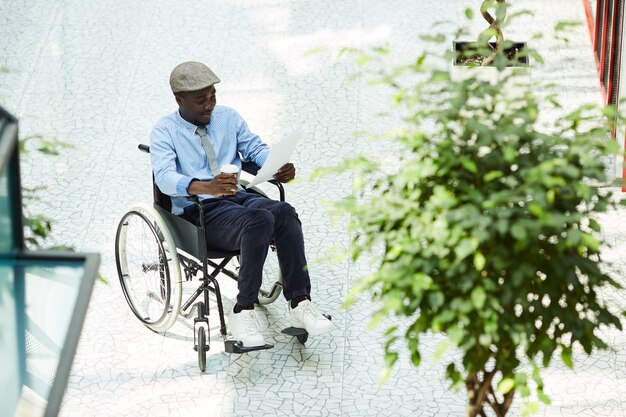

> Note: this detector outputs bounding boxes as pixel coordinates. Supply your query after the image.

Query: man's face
[176,85,217,126]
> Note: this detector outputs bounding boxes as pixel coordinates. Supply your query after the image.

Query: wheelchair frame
[115,144,286,371]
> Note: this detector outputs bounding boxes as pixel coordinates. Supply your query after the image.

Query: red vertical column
[607,0,624,106]
[585,0,626,188]
[598,0,611,103]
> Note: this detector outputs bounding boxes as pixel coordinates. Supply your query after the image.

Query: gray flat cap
[169,61,220,93]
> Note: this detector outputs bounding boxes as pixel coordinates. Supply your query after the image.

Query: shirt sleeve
[150,123,194,197]
[234,112,270,167]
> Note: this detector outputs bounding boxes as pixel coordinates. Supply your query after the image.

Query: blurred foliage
[326,12,626,417]
[20,134,72,248]
[20,135,108,284]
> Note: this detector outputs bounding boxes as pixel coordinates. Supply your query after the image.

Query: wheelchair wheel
[197,326,206,372]
[115,203,182,333]
[257,246,283,305]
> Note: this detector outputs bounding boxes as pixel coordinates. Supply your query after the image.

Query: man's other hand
[273,163,296,183]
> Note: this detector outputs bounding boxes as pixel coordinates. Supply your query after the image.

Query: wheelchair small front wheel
[197,326,207,372]
[115,203,182,333]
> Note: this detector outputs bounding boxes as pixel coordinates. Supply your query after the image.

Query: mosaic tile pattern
[2,1,626,416]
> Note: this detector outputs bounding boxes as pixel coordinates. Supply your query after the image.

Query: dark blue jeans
[183,191,311,306]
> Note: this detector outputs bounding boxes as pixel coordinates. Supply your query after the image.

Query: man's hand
[273,163,296,183]
[188,173,238,197]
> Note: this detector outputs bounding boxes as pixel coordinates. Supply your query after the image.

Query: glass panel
[0,263,22,417]
[0,165,12,252]
[0,259,86,417]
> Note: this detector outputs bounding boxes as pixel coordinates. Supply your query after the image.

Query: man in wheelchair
[149,61,333,348]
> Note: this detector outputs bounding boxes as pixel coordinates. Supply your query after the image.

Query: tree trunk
[479,0,506,66]
[466,404,483,417]
[465,369,496,417]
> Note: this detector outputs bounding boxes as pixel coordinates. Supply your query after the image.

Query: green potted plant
[328,12,626,417]
[452,0,530,90]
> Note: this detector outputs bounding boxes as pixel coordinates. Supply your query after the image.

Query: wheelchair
[114,144,299,372]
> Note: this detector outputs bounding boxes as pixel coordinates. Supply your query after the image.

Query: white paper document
[247,130,302,187]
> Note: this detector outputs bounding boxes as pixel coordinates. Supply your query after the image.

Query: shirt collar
[175,109,203,133]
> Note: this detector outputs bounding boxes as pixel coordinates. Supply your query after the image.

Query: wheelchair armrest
[185,195,207,230]
[267,180,285,202]
[240,161,285,201]
[185,195,201,204]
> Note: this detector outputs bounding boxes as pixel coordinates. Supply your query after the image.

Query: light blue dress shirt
[150,106,270,215]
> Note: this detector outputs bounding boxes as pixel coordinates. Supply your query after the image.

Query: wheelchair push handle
[138,144,150,153]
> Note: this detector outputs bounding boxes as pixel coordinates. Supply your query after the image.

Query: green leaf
[471,286,487,310]
[538,389,552,405]
[455,238,479,260]
[495,2,507,23]
[428,292,445,310]
[433,339,455,361]
[555,21,582,32]
[356,55,375,66]
[379,366,393,384]
[478,28,498,46]
[581,233,600,251]
[528,202,544,217]
[465,8,474,20]
[511,223,527,241]
[528,49,544,64]
[462,159,478,174]
[484,170,503,182]
[474,252,486,271]
[504,146,517,162]
[96,273,109,285]
[372,46,390,56]
[446,325,464,345]
[368,310,387,329]
[498,377,515,395]
[420,34,446,44]
[520,402,540,416]
[561,347,573,368]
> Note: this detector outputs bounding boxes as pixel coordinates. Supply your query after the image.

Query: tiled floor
[2,1,626,416]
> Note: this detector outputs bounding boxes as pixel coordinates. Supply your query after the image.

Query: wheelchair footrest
[281,326,309,345]
[224,339,273,354]
[281,327,307,337]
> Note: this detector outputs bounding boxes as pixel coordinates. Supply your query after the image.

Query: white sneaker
[289,300,333,336]
[228,309,266,347]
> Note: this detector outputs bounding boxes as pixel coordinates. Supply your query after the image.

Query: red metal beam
[583,0,595,44]
[600,0,611,104]
[606,0,623,105]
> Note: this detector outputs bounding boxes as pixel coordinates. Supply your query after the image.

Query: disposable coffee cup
[220,164,239,175]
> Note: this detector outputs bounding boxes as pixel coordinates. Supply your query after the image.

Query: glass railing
[1,255,97,417]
